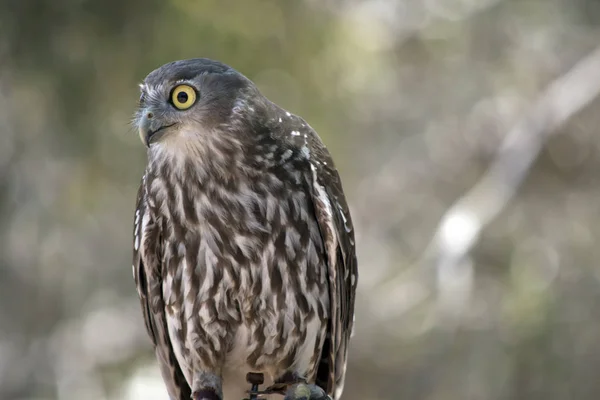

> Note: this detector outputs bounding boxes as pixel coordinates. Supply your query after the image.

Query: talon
[192,389,221,400]
[284,383,329,400]
[246,372,265,386]
[263,382,288,395]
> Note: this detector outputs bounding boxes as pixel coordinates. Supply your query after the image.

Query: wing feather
[133,177,192,400]
[307,138,358,400]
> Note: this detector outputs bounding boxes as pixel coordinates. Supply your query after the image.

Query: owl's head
[135,58,254,147]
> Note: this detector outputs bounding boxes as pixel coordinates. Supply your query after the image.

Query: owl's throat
[147,127,251,183]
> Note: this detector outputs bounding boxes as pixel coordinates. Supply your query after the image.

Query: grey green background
[2,1,600,399]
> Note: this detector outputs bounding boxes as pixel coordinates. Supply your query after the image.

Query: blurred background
[2,0,600,399]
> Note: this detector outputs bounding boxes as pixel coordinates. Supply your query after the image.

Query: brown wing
[133,177,192,400]
[306,135,358,399]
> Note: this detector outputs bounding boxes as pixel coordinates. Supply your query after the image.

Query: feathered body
[132,59,357,400]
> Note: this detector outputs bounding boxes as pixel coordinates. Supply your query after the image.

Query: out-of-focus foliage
[1,0,600,399]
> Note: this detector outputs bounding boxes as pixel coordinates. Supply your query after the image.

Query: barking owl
[131,59,357,400]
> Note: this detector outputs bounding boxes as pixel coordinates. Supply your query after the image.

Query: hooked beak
[138,110,176,147]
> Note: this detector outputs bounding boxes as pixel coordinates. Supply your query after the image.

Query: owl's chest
[150,174,328,311]
[143,171,329,377]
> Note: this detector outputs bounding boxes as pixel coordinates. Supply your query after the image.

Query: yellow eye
[171,85,197,110]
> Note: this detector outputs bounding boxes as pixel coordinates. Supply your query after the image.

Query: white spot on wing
[302,147,310,159]
[336,202,347,224]
[336,201,352,233]
[311,164,332,218]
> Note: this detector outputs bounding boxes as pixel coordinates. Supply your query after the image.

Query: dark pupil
[177,91,188,103]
